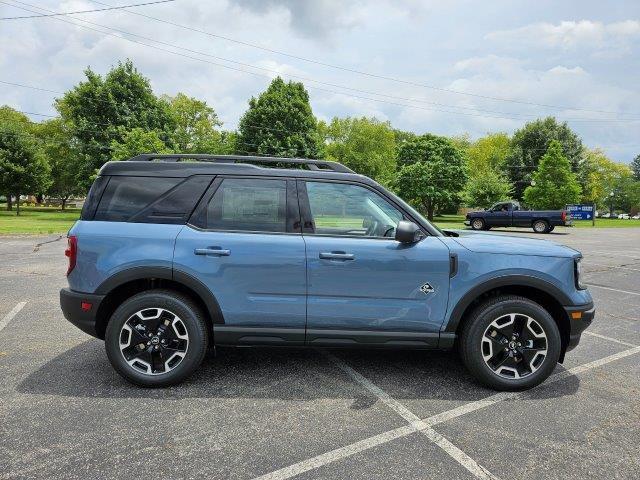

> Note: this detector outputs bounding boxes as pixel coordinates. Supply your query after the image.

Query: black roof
[99,154,374,184]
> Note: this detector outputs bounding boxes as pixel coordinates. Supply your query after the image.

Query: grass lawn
[0,208,638,235]
[0,205,80,234]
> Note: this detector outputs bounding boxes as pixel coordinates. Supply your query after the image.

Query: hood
[451,231,580,258]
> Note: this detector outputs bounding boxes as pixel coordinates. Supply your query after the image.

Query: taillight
[65,236,77,276]
[561,211,567,222]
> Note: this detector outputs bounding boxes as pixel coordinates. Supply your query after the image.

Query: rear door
[173,176,307,345]
[299,180,451,347]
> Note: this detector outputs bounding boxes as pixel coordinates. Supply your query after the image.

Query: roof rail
[127,153,354,174]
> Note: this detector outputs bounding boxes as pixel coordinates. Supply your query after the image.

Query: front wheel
[470,218,486,230]
[459,295,561,391]
[105,289,209,387]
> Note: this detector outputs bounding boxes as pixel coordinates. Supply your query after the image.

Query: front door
[299,180,451,347]
[174,177,306,345]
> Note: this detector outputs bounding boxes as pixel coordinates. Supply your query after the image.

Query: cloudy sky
[1,0,639,163]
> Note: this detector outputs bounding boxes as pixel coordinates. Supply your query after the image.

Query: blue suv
[60,154,594,390]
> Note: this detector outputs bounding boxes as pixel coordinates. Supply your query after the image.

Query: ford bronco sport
[60,154,594,390]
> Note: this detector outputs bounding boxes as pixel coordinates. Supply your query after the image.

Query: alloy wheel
[481,313,548,379]
[119,308,189,375]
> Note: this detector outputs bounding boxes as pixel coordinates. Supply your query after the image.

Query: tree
[111,128,172,161]
[163,93,225,153]
[463,170,513,209]
[578,148,632,207]
[507,117,583,199]
[0,107,35,210]
[237,77,321,158]
[395,134,467,220]
[0,122,50,215]
[34,119,85,209]
[56,60,174,187]
[320,117,396,184]
[631,154,640,181]
[523,140,582,209]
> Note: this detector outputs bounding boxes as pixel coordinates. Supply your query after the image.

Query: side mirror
[395,220,422,244]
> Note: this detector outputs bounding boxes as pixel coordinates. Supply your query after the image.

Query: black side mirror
[395,220,422,244]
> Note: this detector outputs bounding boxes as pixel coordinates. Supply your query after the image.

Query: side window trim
[297,179,423,240]
[188,175,301,235]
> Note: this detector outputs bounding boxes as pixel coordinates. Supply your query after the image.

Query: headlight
[575,258,586,290]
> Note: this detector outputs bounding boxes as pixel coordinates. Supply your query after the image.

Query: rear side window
[94,176,181,222]
[80,175,109,220]
[206,178,287,232]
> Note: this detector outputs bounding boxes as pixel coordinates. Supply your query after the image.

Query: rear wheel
[105,289,208,387]
[459,295,561,391]
[532,219,550,233]
[471,218,486,230]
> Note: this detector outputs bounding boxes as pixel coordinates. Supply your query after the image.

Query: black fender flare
[95,266,224,324]
[444,274,572,333]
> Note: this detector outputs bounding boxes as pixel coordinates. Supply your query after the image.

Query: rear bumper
[60,288,105,339]
[563,302,595,351]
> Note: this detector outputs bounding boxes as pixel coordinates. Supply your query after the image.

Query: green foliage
[507,117,583,199]
[34,119,85,207]
[523,140,582,209]
[56,60,174,187]
[631,154,640,181]
[237,77,321,158]
[111,128,172,161]
[463,170,513,208]
[578,148,632,207]
[320,117,396,184]
[163,93,225,153]
[395,134,467,220]
[467,133,511,174]
[0,112,51,214]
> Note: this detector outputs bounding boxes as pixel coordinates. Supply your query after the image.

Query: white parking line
[585,284,640,296]
[324,352,500,480]
[254,345,640,480]
[0,302,26,333]
[584,331,638,348]
[585,262,640,273]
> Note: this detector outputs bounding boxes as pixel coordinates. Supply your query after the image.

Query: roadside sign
[566,204,594,220]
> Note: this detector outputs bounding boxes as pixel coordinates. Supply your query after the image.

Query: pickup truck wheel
[105,289,208,387]
[471,218,485,230]
[459,295,561,391]
[532,219,550,233]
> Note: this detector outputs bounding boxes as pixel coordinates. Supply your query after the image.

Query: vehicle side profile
[465,201,571,233]
[60,154,594,390]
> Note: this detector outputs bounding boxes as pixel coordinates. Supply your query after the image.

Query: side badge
[420,283,435,294]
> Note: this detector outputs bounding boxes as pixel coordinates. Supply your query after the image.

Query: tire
[532,219,550,234]
[470,218,485,230]
[105,289,209,387]
[548,226,555,232]
[458,295,561,391]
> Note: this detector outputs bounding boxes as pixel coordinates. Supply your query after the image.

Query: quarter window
[305,182,403,238]
[206,178,287,232]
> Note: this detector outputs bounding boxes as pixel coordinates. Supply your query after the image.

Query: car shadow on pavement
[17,339,580,404]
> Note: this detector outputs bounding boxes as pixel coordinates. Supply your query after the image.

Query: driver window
[305,182,403,238]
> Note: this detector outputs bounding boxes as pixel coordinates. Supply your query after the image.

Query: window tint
[131,175,213,224]
[206,178,287,232]
[95,176,181,222]
[305,182,403,238]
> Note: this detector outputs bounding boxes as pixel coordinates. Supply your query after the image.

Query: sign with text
[566,204,594,220]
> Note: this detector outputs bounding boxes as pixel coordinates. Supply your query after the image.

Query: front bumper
[60,288,105,339]
[464,220,470,226]
[563,301,595,351]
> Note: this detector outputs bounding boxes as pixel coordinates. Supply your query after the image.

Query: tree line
[1,60,639,218]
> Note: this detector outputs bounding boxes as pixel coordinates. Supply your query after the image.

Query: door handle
[194,247,231,256]
[319,252,355,261]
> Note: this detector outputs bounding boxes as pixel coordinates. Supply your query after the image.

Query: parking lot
[1,227,639,480]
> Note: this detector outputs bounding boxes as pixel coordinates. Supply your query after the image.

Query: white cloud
[486,20,640,54]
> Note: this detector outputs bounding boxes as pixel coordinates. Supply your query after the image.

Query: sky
[1,0,639,163]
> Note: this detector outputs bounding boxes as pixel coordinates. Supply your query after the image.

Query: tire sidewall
[463,299,561,390]
[105,291,208,387]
